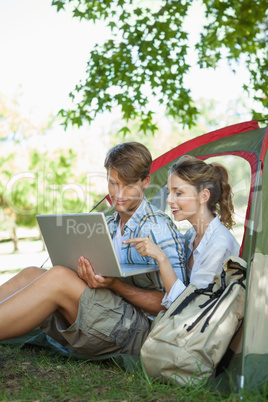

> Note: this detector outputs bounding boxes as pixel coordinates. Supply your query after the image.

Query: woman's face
[166,173,201,223]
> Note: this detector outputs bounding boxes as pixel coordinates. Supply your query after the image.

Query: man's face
[107,169,150,217]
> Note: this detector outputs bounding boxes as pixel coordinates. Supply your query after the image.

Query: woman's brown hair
[170,155,235,229]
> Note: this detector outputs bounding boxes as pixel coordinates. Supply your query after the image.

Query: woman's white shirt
[161,216,240,309]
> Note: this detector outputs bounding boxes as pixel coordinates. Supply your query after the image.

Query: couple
[0,142,239,356]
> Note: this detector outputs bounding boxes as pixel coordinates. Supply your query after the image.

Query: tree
[52,0,268,134]
[0,149,79,250]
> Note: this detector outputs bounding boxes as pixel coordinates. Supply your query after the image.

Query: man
[0,142,186,356]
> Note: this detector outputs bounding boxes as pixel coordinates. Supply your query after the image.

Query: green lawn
[0,345,267,401]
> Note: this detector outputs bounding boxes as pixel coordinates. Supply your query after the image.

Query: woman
[124,155,240,309]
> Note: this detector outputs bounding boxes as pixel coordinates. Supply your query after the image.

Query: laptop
[36,213,159,277]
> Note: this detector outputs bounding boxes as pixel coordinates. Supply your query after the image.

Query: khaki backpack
[141,256,247,386]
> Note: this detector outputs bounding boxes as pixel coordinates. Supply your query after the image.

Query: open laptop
[36,213,159,277]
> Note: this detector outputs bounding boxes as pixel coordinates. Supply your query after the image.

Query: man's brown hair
[104,142,152,183]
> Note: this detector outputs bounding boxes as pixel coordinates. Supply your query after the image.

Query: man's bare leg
[0,265,87,341]
[0,267,47,302]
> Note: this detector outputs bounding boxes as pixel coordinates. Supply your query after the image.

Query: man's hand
[77,256,116,289]
[77,256,165,316]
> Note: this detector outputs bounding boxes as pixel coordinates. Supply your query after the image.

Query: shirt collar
[191,215,221,254]
[111,198,147,232]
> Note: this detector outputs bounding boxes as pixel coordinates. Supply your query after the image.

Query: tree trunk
[12,226,19,252]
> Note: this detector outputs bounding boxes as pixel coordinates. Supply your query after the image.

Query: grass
[0,345,267,401]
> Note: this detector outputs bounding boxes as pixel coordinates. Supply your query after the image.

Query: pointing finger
[123,238,146,244]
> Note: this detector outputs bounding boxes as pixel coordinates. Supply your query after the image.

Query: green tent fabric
[1,120,268,391]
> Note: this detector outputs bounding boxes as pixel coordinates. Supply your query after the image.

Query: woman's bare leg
[0,266,87,341]
[0,266,47,302]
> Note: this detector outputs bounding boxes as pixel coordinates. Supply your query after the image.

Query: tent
[144,119,268,391]
[1,120,267,392]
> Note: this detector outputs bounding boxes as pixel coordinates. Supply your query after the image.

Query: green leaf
[51,0,268,134]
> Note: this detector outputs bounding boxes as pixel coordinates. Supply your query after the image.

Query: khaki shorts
[40,286,151,356]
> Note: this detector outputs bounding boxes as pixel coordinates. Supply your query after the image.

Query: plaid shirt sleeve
[123,213,187,291]
[146,215,187,285]
[107,201,187,292]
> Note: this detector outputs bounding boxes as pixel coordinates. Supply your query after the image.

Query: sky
[0,0,254,129]
[0,0,108,125]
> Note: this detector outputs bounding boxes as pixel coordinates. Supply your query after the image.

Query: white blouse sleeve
[190,247,233,288]
[161,279,186,309]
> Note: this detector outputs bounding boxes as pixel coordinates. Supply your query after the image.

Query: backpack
[141,256,247,386]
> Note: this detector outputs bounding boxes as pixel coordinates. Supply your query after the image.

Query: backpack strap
[186,298,219,332]
[200,276,246,333]
[170,282,216,318]
[170,291,200,317]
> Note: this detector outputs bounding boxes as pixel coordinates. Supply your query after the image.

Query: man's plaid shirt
[106,198,186,292]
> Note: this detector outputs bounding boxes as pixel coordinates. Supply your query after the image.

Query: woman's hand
[77,256,115,289]
[123,237,167,263]
[124,237,179,294]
